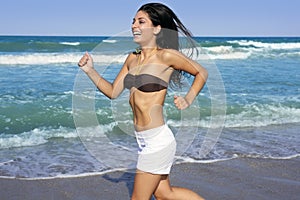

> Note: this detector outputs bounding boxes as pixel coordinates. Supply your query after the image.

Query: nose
[132,20,138,29]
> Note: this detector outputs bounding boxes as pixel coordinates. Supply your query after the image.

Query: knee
[130,194,140,200]
[131,193,144,200]
[154,190,173,200]
[131,193,152,200]
[130,196,137,200]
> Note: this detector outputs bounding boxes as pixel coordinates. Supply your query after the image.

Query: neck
[138,46,158,66]
[140,46,158,57]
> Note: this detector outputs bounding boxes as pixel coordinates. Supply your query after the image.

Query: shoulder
[126,52,138,61]
[124,52,138,67]
[158,48,187,66]
[159,48,180,58]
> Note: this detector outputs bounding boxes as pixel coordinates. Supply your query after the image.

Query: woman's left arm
[162,49,208,110]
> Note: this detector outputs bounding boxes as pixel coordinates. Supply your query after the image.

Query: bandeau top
[124,73,168,92]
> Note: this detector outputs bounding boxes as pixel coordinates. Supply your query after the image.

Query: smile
[133,31,142,36]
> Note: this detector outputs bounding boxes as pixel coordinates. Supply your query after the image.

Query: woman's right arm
[78,52,132,99]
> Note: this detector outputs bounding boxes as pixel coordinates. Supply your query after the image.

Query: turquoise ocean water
[0,36,299,178]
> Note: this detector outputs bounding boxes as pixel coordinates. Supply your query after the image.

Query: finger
[173,97,179,105]
[174,97,188,110]
[78,61,83,67]
[83,54,89,62]
[78,59,86,67]
[174,99,181,109]
[86,51,92,60]
[78,54,88,67]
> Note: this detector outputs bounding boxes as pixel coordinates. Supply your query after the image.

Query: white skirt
[135,124,176,174]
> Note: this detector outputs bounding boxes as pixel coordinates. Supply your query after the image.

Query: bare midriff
[129,88,167,132]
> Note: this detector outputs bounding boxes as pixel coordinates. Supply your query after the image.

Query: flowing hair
[138,3,197,88]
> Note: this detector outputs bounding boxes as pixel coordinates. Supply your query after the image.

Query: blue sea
[0,35,299,178]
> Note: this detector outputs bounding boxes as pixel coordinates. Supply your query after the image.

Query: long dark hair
[138,3,197,88]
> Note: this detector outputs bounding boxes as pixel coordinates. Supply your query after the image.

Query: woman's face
[132,11,159,46]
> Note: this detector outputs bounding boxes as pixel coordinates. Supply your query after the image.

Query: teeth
[133,31,141,35]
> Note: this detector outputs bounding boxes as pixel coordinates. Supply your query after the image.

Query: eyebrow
[133,17,147,21]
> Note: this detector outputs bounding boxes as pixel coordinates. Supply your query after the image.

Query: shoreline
[1,157,299,200]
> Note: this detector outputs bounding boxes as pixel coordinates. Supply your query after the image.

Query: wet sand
[1,157,299,200]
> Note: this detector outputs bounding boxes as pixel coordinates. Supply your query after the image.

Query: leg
[131,170,162,200]
[154,175,205,200]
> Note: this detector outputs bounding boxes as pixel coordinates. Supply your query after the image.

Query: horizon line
[0,34,300,38]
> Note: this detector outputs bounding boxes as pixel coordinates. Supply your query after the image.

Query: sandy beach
[1,157,299,200]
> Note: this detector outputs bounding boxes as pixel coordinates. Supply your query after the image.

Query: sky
[1,0,300,36]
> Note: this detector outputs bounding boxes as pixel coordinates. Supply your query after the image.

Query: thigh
[153,175,173,199]
[132,170,163,200]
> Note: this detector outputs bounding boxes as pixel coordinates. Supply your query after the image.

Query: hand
[174,95,189,110]
[78,52,94,73]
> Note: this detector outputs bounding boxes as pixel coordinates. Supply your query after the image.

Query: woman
[78,3,207,200]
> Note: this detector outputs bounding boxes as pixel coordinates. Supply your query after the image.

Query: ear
[153,25,161,35]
